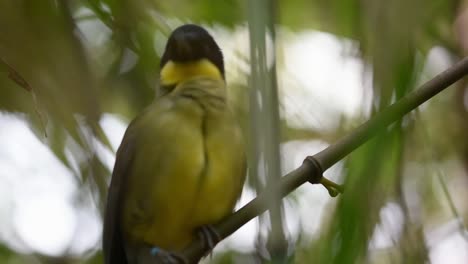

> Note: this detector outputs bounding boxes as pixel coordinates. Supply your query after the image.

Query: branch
[180,56,468,263]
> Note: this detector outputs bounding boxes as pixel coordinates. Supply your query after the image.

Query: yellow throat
[160,59,223,86]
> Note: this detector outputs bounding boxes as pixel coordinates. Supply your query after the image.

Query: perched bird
[103,24,246,264]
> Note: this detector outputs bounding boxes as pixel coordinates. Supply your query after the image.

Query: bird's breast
[121,91,245,251]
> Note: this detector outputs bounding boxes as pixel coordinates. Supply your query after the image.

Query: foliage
[0,0,466,263]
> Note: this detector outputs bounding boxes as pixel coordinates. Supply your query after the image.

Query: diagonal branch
[180,56,468,263]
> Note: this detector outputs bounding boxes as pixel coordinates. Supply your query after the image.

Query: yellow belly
[121,94,245,251]
[190,114,246,227]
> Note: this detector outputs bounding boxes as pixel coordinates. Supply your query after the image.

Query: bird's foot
[196,225,221,256]
[150,247,188,264]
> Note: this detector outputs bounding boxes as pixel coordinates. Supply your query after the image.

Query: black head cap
[160,24,225,78]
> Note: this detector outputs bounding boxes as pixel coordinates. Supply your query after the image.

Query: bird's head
[159,24,224,90]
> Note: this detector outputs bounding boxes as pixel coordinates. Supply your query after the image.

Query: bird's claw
[150,247,188,264]
[196,225,221,256]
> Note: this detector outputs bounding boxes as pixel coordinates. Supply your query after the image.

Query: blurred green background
[0,0,467,263]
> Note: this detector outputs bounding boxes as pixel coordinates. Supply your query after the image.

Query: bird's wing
[103,122,137,264]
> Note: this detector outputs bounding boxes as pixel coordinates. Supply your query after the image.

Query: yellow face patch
[160,59,223,86]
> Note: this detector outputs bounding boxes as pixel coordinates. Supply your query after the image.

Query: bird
[103,24,246,264]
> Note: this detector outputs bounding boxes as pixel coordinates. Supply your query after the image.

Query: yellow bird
[103,24,246,264]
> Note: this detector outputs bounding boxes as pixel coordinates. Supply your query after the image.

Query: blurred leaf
[0,0,466,263]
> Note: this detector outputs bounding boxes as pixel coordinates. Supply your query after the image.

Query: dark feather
[103,124,137,264]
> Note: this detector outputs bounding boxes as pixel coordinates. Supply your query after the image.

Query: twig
[247,0,287,260]
[180,56,468,263]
